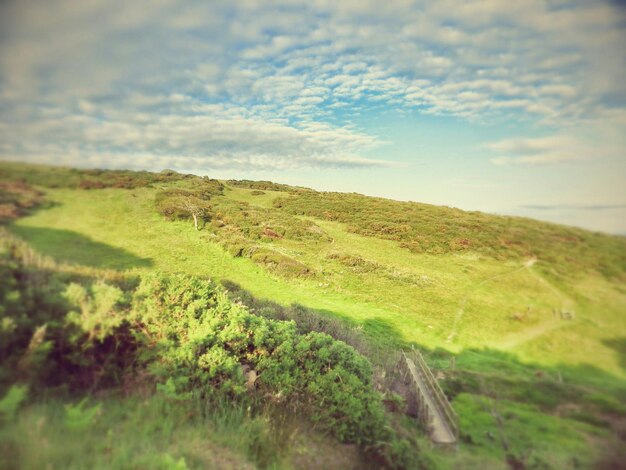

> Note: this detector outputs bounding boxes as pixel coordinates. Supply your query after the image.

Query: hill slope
[2,161,625,468]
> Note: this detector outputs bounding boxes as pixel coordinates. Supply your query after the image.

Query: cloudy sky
[1,0,625,233]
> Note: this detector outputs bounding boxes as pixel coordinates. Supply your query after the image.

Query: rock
[245,369,257,391]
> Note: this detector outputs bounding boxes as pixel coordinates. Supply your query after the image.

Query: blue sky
[1,0,625,233]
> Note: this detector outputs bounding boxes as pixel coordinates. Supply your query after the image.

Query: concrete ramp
[402,350,458,446]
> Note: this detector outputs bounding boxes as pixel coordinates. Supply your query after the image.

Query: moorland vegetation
[1,161,625,468]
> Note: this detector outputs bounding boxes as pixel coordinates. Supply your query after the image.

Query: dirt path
[446,259,536,343]
[446,258,577,347]
[525,265,575,310]
[496,266,577,350]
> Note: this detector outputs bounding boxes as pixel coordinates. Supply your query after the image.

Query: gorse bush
[207,196,327,243]
[0,235,64,387]
[0,232,136,391]
[259,331,389,443]
[1,230,393,449]
[132,273,390,444]
[64,281,128,342]
[249,249,313,277]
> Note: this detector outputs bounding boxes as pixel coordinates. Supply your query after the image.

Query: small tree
[173,195,209,230]
[155,190,212,230]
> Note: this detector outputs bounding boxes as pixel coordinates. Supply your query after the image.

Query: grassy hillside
[1,161,625,468]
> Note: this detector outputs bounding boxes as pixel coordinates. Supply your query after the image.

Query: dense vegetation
[274,191,626,280]
[0,181,44,222]
[154,179,324,277]
[227,179,307,194]
[1,161,625,468]
[0,161,190,190]
[0,228,421,467]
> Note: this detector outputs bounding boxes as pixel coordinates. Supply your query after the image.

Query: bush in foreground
[133,273,390,445]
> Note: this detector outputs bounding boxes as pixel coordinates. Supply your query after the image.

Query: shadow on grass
[221,279,404,359]
[430,340,625,417]
[221,279,626,401]
[8,225,152,270]
[430,346,626,469]
[603,337,626,373]
[221,278,626,464]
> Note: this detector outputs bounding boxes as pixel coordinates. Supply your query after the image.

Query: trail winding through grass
[446,259,538,343]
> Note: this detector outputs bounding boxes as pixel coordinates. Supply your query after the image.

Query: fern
[64,398,102,431]
[0,385,28,421]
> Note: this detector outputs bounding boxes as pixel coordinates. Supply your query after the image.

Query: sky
[1,0,625,234]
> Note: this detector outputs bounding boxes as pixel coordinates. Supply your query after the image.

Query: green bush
[250,249,313,278]
[0,232,405,460]
[226,179,307,193]
[0,232,137,391]
[64,281,127,342]
[326,252,381,273]
[259,331,389,443]
[207,197,327,243]
[132,273,390,444]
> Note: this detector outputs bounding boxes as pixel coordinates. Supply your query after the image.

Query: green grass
[2,162,625,468]
[10,186,625,378]
[273,190,626,281]
[0,394,257,469]
[0,392,365,470]
[451,393,607,469]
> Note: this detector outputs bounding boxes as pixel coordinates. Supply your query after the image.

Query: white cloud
[0,96,388,171]
[486,123,626,166]
[0,0,625,172]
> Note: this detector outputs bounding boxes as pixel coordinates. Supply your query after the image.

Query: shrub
[0,232,137,391]
[0,161,193,190]
[250,249,313,278]
[64,281,127,342]
[273,191,626,281]
[0,233,414,465]
[259,331,389,443]
[132,273,391,444]
[0,182,43,222]
[326,252,381,273]
[226,179,307,193]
